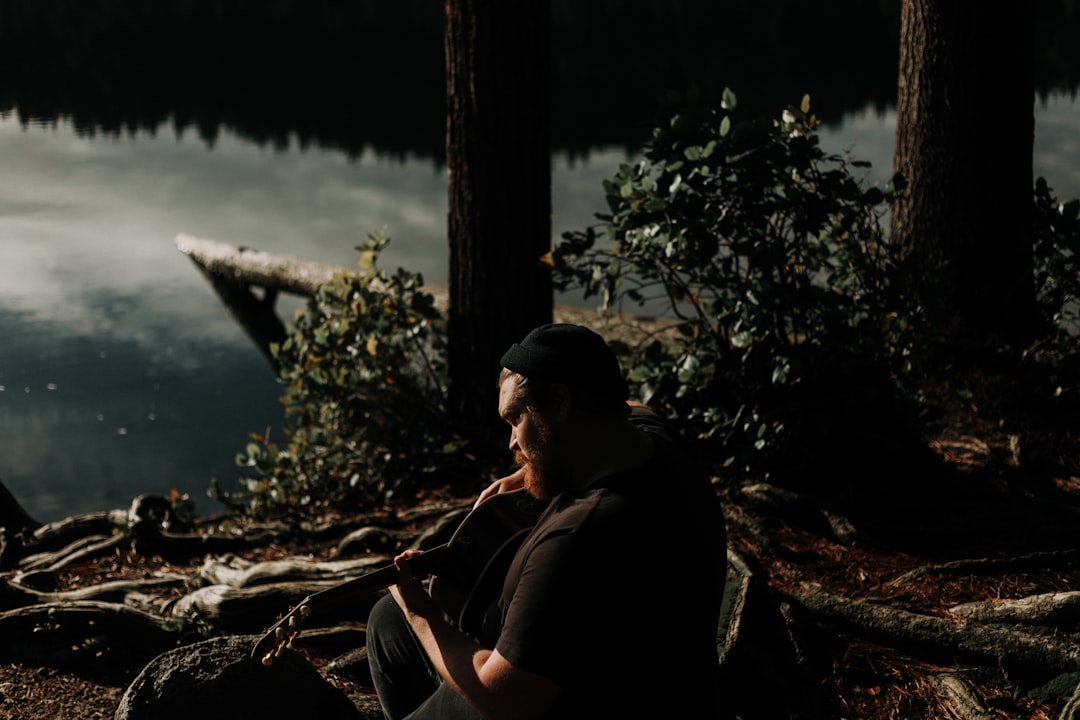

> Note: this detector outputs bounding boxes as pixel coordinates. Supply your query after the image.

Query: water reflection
[0,306,282,519]
[1,95,1077,522]
[0,115,636,521]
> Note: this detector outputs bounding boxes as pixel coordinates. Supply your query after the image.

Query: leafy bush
[215,92,1080,512]
[212,231,453,515]
[1022,179,1080,424]
[550,91,913,485]
[1032,177,1080,340]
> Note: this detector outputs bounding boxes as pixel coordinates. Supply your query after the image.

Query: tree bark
[444,0,553,435]
[891,0,1037,343]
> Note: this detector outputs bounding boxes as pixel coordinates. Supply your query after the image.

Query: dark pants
[366,594,483,720]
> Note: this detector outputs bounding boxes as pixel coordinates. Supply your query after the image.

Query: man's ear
[550,383,573,421]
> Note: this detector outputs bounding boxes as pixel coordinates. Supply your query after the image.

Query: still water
[1,96,1077,522]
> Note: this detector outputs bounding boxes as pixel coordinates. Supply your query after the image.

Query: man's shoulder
[628,404,687,450]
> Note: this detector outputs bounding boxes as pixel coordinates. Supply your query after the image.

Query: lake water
[1,95,1077,522]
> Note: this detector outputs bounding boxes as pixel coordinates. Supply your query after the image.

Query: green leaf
[721,87,737,110]
[668,174,683,197]
[771,360,791,385]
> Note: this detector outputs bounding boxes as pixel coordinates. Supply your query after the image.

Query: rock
[114,635,364,720]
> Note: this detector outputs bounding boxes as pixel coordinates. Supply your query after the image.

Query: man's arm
[389,551,560,720]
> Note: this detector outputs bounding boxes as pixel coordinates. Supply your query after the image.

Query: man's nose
[508,429,519,452]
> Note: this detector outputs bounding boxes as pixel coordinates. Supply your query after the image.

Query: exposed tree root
[789,583,1080,684]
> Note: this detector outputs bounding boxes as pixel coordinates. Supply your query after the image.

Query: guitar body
[251,489,544,665]
[427,489,543,633]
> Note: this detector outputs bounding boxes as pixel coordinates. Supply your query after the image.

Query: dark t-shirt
[486,406,727,718]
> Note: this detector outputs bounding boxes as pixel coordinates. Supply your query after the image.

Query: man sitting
[366,323,727,719]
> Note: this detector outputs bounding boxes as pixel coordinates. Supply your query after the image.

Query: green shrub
[1022,179,1080,421]
[213,231,453,515]
[216,93,1080,512]
[1032,177,1080,341]
[551,91,913,485]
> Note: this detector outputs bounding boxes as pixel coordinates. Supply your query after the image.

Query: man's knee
[367,593,405,648]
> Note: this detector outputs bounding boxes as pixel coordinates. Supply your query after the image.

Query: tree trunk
[444,0,553,435]
[891,0,1037,344]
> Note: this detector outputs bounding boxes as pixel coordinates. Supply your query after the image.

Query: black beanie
[500,324,629,405]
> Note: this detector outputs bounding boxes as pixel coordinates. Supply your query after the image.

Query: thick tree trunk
[444,0,553,434]
[891,0,1037,343]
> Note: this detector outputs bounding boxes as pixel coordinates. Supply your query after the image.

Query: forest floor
[1,359,1078,720]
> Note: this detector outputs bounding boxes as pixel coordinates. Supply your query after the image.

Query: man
[366,323,727,719]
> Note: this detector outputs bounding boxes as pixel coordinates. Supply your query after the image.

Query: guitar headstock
[252,602,312,666]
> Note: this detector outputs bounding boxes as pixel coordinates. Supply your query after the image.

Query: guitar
[250,489,544,666]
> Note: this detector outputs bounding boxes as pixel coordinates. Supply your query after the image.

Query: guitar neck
[250,544,449,663]
[253,490,544,664]
[300,544,448,615]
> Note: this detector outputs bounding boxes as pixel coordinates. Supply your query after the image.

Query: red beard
[516,450,552,499]
[514,455,574,500]
[514,418,571,499]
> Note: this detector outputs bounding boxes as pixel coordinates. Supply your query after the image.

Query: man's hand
[388,550,440,620]
[474,467,526,508]
[386,517,562,720]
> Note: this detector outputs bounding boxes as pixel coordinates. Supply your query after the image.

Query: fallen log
[176,233,348,298]
[174,235,671,365]
[175,233,450,369]
[176,233,336,368]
